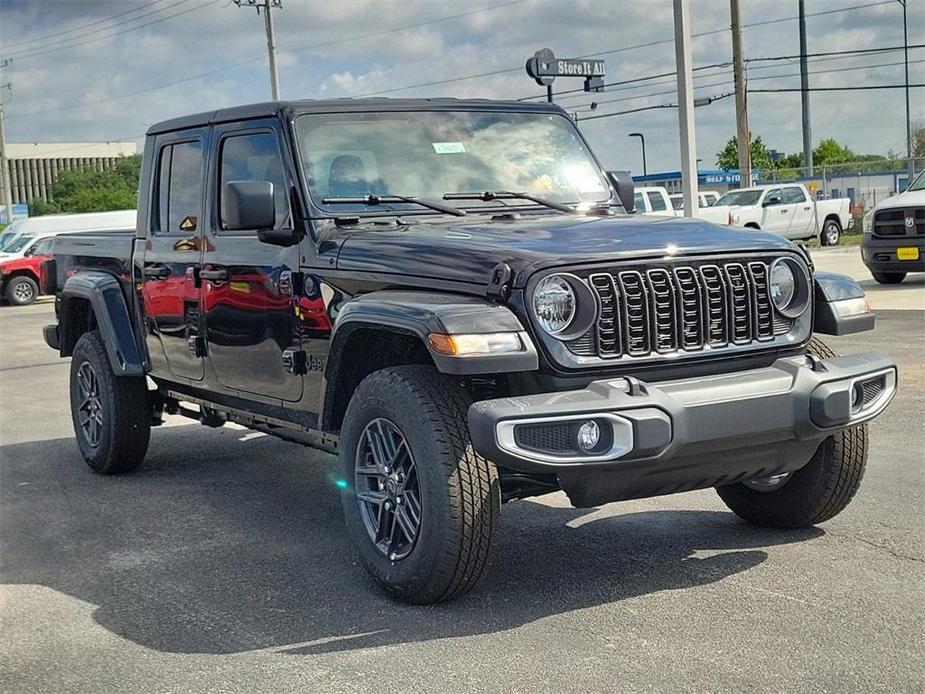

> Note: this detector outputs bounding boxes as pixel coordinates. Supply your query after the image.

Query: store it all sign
[525,48,605,92]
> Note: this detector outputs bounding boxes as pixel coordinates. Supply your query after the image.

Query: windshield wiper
[322,194,466,217]
[443,191,575,214]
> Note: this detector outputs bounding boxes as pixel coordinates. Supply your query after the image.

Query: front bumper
[861,236,925,273]
[468,352,896,506]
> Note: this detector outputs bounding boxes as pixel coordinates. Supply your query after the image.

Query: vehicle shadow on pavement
[1,426,823,656]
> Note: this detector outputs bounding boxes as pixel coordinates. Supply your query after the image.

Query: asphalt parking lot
[1,250,923,693]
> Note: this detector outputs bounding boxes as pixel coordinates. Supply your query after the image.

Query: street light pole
[673,0,699,217]
[898,0,913,183]
[628,132,647,179]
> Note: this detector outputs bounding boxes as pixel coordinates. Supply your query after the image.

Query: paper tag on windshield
[432,142,466,154]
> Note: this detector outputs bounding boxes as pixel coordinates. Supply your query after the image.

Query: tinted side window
[783,186,807,204]
[219,132,290,230]
[155,140,204,233]
[31,237,55,255]
[764,188,783,205]
[647,191,667,211]
[633,192,645,211]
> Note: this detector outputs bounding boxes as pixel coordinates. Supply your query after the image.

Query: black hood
[333,213,798,287]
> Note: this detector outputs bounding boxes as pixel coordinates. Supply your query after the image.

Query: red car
[0,235,55,306]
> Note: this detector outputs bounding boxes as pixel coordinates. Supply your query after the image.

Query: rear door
[140,130,208,382]
[783,186,813,238]
[201,120,303,402]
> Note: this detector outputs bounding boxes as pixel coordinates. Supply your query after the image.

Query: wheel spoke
[395,505,417,542]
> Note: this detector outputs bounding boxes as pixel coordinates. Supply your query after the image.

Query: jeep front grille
[569,258,791,360]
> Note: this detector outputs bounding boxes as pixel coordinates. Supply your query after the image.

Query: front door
[201,121,303,402]
[760,188,791,234]
[783,186,814,238]
[140,131,208,382]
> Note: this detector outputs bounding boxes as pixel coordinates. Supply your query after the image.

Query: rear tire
[5,276,39,306]
[339,365,500,604]
[872,271,906,284]
[69,330,151,474]
[715,337,867,528]
[821,219,841,246]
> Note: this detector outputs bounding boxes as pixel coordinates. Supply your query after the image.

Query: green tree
[813,138,855,166]
[35,154,141,216]
[715,134,775,171]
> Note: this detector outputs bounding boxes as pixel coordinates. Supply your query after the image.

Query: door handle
[143,265,170,279]
[781,209,789,213]
[199,268,230,283]
[804,206,811,210]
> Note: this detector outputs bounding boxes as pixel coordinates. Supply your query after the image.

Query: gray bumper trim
[468,351,897,474]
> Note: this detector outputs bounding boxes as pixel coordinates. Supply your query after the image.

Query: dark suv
[45,99,896,603]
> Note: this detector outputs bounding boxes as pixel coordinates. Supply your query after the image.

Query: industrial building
[4,141,137,207]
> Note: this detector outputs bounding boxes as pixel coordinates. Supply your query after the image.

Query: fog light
[576,420,600,451]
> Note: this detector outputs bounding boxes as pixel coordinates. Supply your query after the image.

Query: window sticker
[432,142,466,154]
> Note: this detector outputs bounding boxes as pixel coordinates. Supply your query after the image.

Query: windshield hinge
[486,262,513,303]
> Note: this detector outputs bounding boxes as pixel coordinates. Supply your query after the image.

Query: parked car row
[0,210,135,305]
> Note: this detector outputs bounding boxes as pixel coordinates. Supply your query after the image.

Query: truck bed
[52,230,137,293]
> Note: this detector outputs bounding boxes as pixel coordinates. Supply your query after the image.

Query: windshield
[0,221,27,252]
[295,110,612,214]
[716,189,763,206]
[908,170,925,192]
[1,234,36,253]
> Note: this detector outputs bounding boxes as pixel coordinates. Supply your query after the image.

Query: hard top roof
[147,98,565,136]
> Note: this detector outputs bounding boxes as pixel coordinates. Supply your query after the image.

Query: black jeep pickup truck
[45,98,897,604]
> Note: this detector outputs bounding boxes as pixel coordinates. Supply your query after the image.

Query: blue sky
[1,0,922,173]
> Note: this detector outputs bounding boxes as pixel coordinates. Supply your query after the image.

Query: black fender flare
[325,290,539,379]
[60,271,145,376]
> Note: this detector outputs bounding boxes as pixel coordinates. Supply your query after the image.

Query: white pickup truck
[716,183,851,245]
[635,186,732,225]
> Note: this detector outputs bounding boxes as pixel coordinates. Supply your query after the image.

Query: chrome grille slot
[673,267,703,349]
[724,263,752,343]
[699,265,728,346]
[618,271,650,355]
[747,262,774,340]
[589,273,620,357]
[646,269,677,352]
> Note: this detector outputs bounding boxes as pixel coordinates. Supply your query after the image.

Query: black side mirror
[762,196,781,207]
[223,180,276,232]
[608,170,635,213]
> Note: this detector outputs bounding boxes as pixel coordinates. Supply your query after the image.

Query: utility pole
[234,0,282,100]
[0,62,12,225]
[899,0,913,184]
[799,0,813,176]
[673,0,698,217]
[730,0,751,187]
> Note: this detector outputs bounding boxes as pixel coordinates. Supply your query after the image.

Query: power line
[281,0,528,57]
[746,43,925,64]
[5,0,219,61]
[750,84,924,93]
[515,0,897,101]
[6,0,528,120]
[2,0,171,50]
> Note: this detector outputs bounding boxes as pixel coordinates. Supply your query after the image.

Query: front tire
[339,365,500,604]
[821,219,841,246]
[69,330,151,474]
[5,276,39,305]
[872,271,906,284]
[715,337,866,528]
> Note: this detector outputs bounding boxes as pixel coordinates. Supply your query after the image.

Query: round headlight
[533,275,576,335]
[770,260,796,309]
[769,257,810,318]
